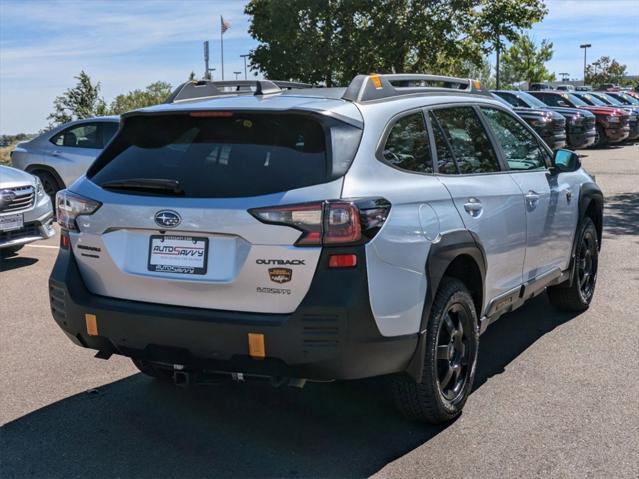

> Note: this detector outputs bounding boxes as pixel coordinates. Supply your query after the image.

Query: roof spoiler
[165,80,317,103]
[341,73,490,102]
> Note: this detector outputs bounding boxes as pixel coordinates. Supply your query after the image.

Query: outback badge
[269,267,292,284]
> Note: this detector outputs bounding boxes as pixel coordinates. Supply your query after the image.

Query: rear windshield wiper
[100,178,184,195]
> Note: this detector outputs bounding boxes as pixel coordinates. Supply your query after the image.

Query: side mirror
[552,149,581,173]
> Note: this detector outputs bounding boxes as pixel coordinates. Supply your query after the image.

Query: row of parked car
[1,82,637,257]
[492,89,639,150]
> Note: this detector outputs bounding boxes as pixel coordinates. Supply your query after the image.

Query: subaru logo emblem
[154,210,181,228]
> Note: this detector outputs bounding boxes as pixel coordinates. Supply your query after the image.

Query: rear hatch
[67,108,362,313]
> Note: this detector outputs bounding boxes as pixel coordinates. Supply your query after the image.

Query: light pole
[580,43,592,85]
[240,54,250,80]
[234,71,241,81]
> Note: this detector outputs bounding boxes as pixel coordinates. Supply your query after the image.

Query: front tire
[393,277,479,424]
[593,125,608,148]
[547,217,599,312]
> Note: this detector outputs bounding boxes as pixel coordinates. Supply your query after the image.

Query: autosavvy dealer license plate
[0,213,24,231]
[148,235,208,275]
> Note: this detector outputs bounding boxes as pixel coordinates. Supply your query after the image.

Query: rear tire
[131,358,174,382]
[393,277,479,424]
[547,217,599,312]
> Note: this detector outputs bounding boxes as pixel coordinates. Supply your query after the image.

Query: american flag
[221,16,230,34]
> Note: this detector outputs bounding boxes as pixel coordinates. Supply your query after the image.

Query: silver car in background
[11,116,119,200]
[0,165,55,255]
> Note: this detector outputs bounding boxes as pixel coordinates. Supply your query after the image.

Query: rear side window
[382,112,433,174]
[89,113,361,198]
[51,123,101,149]
[101,122,119,146]
[430,107,500,174]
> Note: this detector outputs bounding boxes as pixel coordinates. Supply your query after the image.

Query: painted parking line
[24,244,59,249]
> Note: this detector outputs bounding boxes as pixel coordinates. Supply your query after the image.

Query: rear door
[48,122,103,185]
[428,106,526,306]
[479,106,578,277]
[71,111,362,314]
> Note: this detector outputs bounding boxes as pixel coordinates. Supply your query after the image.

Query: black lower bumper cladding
[49,246,417,381]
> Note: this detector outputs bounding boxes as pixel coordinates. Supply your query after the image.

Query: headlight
[569,115,583,125]
[607,115,620,123]
[56,190,102,231]
[531,118,550,127]
[35,177,46,199]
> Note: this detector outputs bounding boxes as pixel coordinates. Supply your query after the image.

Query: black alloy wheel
[436,303,471,402]
[577,226,598,302]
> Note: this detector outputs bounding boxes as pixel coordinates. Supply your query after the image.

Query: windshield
[89,112,362,198]
[616,93,639,105]
[596,93,623,106]
[565,94,589,107]
[576,93,607,106]
[517,91,549,109]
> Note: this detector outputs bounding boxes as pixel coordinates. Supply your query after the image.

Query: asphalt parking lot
[1,144,638,478]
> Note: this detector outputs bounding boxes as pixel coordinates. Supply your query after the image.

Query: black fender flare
[405,229,487,381]
[25,164,66,189]
[567,181,603,286]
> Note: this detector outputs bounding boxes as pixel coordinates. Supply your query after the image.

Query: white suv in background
[0,165,55,255]
[11,116,119,201]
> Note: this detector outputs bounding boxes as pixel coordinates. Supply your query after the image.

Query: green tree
[47,71,107,126]
[585,56,628,88]
[473,0,548,88]
[500,34,555,87]
[109,81,173,115]
[245,0,547,86]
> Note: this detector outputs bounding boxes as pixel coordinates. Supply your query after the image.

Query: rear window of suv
[89,112,361,198]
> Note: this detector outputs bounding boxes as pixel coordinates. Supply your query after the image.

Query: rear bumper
[49,246,418,381]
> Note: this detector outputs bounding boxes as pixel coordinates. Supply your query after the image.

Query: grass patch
[0,144,15,166]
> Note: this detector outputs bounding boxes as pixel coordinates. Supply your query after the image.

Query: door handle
[463,198,483,217]
[52,150,62,157]
[525,191,540,201]
[561,188,572,201]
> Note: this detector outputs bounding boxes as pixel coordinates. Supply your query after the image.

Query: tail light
[249,198,391,246]
[56,190,102,231]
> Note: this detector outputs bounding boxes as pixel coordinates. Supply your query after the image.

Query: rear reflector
[328,254,358,268]
[85,314,98,336]
[61,231,70,249]
[248,333,266,359]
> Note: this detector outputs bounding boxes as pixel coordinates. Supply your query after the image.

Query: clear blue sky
[1,0,638,134]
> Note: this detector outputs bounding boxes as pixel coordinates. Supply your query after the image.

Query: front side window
[430,106,500,174]
[481,107,550,171]
[382,112,433,174]
[51,123,101,149]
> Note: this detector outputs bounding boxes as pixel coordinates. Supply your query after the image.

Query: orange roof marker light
[472,80,482,90]
[370,75,383,89]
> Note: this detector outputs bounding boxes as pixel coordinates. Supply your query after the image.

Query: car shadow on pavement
[0,255,38,272]
[1,295,578,478]
[603,192,639,237]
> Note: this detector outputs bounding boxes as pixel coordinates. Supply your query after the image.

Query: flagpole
[220,15,224,80]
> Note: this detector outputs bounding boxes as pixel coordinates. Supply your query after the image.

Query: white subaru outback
[49,75,603,423]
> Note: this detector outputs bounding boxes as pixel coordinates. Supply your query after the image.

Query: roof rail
[341,73,490,102]
[165,79,318,103]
